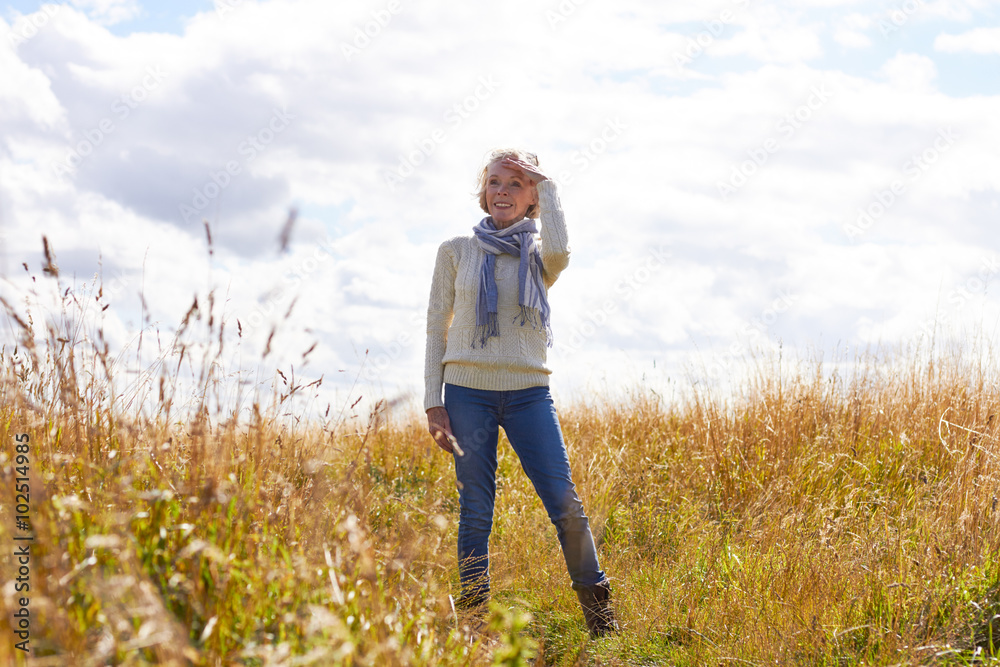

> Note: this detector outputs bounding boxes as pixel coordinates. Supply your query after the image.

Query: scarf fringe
[515,305,553,348]
[474,312,500,349]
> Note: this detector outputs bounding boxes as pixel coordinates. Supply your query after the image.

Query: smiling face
[485,162,539,228]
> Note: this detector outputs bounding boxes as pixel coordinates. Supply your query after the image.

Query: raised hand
[501,157,549,185]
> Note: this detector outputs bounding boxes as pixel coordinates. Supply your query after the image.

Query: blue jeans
[444,383,607,604]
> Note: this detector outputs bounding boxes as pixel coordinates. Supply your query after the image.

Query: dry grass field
[2,264,1000,665]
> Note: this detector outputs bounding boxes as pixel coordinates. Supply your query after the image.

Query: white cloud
[833,28,871,48]
[829,10,873,48]
[0,46,64,131]
[878,52,938,91]
[935,26,1000,54]
[712,15,825,63]
[920,0,993,22]
[70,0,141,26]
[1,0,999,411]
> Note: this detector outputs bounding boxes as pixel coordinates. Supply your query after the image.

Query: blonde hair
[476,148,541,219]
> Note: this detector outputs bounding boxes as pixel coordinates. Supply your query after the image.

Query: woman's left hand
[501,157,549,185]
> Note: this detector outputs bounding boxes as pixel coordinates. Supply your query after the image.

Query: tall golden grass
[2,248,1000,665]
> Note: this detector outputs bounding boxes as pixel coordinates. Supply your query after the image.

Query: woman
[423,148,618,637]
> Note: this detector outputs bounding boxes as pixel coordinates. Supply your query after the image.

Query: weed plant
[2,250,1000,665]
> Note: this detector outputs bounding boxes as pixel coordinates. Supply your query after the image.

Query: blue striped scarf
[472,216,552,348]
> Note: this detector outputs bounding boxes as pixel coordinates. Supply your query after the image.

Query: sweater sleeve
[424,239,458,411]
[537,179,570,288]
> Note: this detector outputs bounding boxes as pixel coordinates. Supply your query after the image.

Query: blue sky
[1,0,999,418]
[4,0,210,35]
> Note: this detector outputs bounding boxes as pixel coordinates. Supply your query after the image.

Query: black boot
[455,590,489,613]
[575,581,619,637]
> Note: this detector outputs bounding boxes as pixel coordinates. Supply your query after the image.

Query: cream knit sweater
[424,180,570,411]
